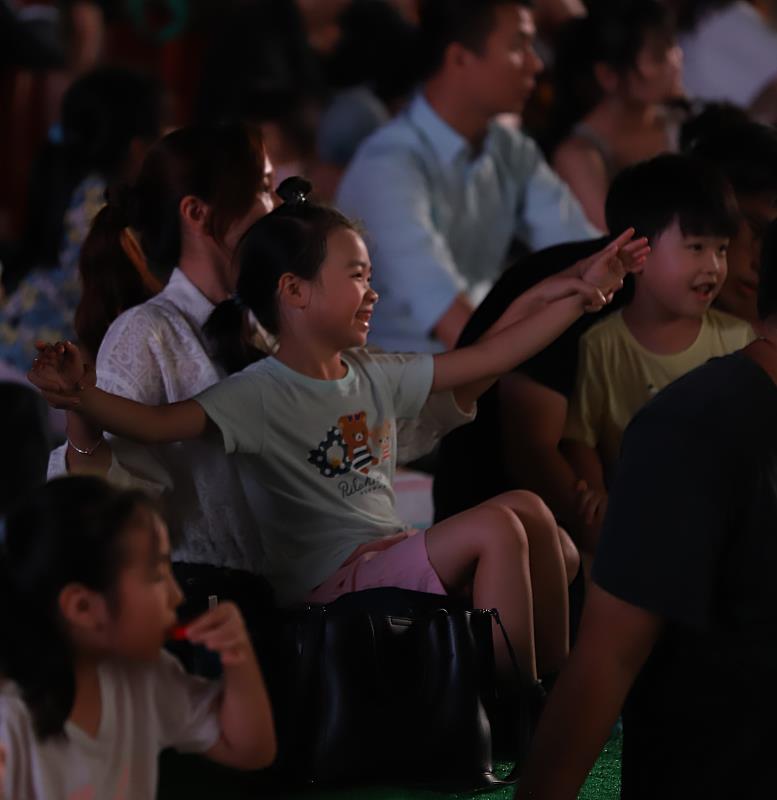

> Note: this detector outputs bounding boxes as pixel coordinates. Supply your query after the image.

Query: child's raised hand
[183,602,255,668]
[578,229,650,299]
[28,341,91,408]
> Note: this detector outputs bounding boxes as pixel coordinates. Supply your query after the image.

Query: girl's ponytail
[203,298,267,375]
[0,537,76,740]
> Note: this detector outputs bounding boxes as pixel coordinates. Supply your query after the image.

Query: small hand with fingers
[182,601,255,668]
[28,341,93,409]
[577,228,650,303]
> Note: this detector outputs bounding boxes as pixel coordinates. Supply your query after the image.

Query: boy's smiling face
[634,219,729,319]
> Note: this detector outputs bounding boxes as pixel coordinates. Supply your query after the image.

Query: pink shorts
[307,529,447,605]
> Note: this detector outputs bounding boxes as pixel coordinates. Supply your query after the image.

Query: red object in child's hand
[169,624,189,641]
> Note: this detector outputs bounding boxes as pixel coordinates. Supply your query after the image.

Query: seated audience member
[39,125,494,610]
[515,217,777,800]
[0,476,275,800]
[436,144,770,548]
[689,119,777,327]
[561,154,753,536]
[318,0,421,171]
[679,0,777,125]
[29,181,647,683]
[0,67,162,379]
[336,0,600,353]
[547,0,685,229]
[433,236,621,530]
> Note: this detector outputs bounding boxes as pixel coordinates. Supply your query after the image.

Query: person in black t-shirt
[434,118,777,552]
[433,237,630,545]
[515,219,777,800]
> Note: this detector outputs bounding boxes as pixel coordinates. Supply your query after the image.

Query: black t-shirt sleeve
[593,385,738,630]
[457,237,616,398]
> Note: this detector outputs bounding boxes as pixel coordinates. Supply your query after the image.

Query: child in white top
[0,476,275,800]
[29,178,648,682]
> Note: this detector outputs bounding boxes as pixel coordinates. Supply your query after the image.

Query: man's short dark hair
[418,0,533,78]
[688,118,777,204]
[605,153,740,243]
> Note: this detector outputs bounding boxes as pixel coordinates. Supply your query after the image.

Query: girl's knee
[471,505,529,554]
[492,490,554,527]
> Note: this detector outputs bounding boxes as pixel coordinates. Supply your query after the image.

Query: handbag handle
[489,608,546,780]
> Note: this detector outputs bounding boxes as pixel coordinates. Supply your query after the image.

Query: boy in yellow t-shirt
[562,154,755,541]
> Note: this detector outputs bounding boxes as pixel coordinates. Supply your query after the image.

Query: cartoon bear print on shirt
[338,412,380,474]
[371,419,392,463]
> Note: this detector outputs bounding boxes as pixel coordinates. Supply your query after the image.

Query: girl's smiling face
[304,227,379,350]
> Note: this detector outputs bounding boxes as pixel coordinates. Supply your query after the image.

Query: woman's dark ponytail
[74,184,161,362]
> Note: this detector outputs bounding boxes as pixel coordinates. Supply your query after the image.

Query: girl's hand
[576,229,650,298]
[534,276,609,314]
[28,341,92,408]
[575,479,608,527]
[184,602,254,668]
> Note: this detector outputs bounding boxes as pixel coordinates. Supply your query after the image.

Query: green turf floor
[158,736,621,800]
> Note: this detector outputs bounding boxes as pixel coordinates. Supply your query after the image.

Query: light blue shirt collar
[407,92,471,166]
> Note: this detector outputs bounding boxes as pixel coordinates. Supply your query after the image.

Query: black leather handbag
[254,588,537,790]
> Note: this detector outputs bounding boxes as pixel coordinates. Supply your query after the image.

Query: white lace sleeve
[88,306,185,493]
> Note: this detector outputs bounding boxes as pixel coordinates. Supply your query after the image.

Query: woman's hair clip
[276,176,313,206]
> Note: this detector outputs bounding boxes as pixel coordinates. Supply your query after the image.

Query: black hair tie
[276,176,313,206]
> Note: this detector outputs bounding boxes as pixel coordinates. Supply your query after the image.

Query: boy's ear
[278,272,312,310]
[59,583,110,636]
[179,195,210,234]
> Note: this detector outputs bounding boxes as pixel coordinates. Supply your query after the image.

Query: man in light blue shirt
[336,0,601,352]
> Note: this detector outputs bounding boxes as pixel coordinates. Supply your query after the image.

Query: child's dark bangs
[676,195,739,240]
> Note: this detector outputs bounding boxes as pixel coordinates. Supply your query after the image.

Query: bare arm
[28,341,208,444]
[499,374,579,518]
[516,584,661,799]
[559,439,608,550]
[433,292,594,396]
[432,293,476,351]
[187,603,277,771]
[448,231,649,408]
[552,138,610,231]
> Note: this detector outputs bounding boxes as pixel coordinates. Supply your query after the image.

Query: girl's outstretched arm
[432,293,593,395]
[433,231,648,403]
[28,341,208,444]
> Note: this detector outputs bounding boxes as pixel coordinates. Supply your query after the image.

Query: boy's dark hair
[688,119,777,204]
[0,477,157,739]
[757,220,777,320]
[605,153,739,243]
[418,0,533,79]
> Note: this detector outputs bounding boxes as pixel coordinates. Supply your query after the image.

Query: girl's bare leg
[426,504,537,680]
[484,491,573,675]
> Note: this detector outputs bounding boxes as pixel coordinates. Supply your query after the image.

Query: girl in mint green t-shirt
[29,177,648,684]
